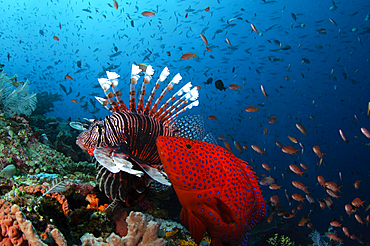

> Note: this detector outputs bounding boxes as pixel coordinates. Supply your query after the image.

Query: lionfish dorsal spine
[157,82,195,121]
[154,82,193,119]
[143,67,170,114]
[167,98,199,125]
[149,73,182,116]
[129,64,142,113]
[137,65,154,113]
[107,72,128,112]
[98,77,120,112]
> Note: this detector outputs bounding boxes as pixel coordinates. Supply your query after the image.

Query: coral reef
[0,70,37,117]
[267,233,296,246]
[81,212,166,246]
[0,200,66,246]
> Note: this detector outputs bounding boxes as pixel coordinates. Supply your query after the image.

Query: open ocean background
[1,0,370,244]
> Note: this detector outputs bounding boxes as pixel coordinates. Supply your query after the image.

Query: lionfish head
[76,120,104,156]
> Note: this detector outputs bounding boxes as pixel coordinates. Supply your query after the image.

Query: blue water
[2,0,370,244]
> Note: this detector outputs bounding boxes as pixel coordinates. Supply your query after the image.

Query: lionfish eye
[186,144,192,149]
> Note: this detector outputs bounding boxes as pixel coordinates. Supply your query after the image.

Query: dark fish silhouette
[77,61,82,68]
[215,79,226,91]
[204,78,213,85]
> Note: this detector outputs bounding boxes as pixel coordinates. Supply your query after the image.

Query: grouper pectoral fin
[181,207,206,245]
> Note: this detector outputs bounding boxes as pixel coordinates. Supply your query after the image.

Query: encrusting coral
[81,211,166,246]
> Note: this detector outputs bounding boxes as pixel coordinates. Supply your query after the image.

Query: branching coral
[0,70,37,117]
[267,233,295,246]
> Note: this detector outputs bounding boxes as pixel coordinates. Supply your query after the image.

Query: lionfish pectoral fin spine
[112,152,144,177]
[139,163,171,186]
[94,147,121,173]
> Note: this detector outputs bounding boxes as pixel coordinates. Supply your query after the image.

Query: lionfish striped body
[76,64,204,206]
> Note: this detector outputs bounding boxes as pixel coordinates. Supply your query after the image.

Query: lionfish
[75,64,207,206]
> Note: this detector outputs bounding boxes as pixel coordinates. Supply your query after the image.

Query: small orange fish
[251,23,259,34]
[354,179,361,189]
[289,165,304,176]
[269,184,281,190]
[352,198,365,208]
[208,115,217,120]
[200,34,209,46]
[205,6,210,12]
[342,227,350,237]
[181,52,197,60]
[355,214,364,225]
[242,145,248,151]
[206,47,212,52]
[286,76,290,81]
[330,221,341,227]
[234,141,243,154]
[307,223,314,230]
[281,146,298,155]
[229,84,241,90]
[288,136,298,143]
[275,141,282,148]
[263,128,268,135]
[141,11,155,17]
[291,193,305,203]
[245,106,259,112]
[261,85,267,99]
[58,22,61,29]
[218,136,226,141]
[166,51,171,56]
[317,176,325,187]
[71,99,78,103]
[268,116,277,124]
[225,37,232,46]
[262,163,271,172]
[296,123,307,136]
[298,215,310,226]
[300,163,308,170]
[53,36,59,41]
[251,145,264,155]
[312,145,324,159]
[114,0,118,10]
[65,74,74,80]
[267,212,274,223]
[292,181,309,194]
[224,141,232,153]
[185,13,188,18]
[361,127,370,139]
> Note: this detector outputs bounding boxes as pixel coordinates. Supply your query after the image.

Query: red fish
[156,136,266,245]
[75,65,202,206]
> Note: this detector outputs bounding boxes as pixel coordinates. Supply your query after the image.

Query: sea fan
[309,230,329,246]
[0,71,37,117]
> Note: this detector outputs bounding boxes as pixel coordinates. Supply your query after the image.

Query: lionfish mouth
[76,138,87,151]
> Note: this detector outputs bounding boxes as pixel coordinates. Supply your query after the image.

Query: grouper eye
[186,144,192,149]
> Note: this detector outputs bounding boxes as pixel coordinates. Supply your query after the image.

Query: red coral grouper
[156,136,266,246]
